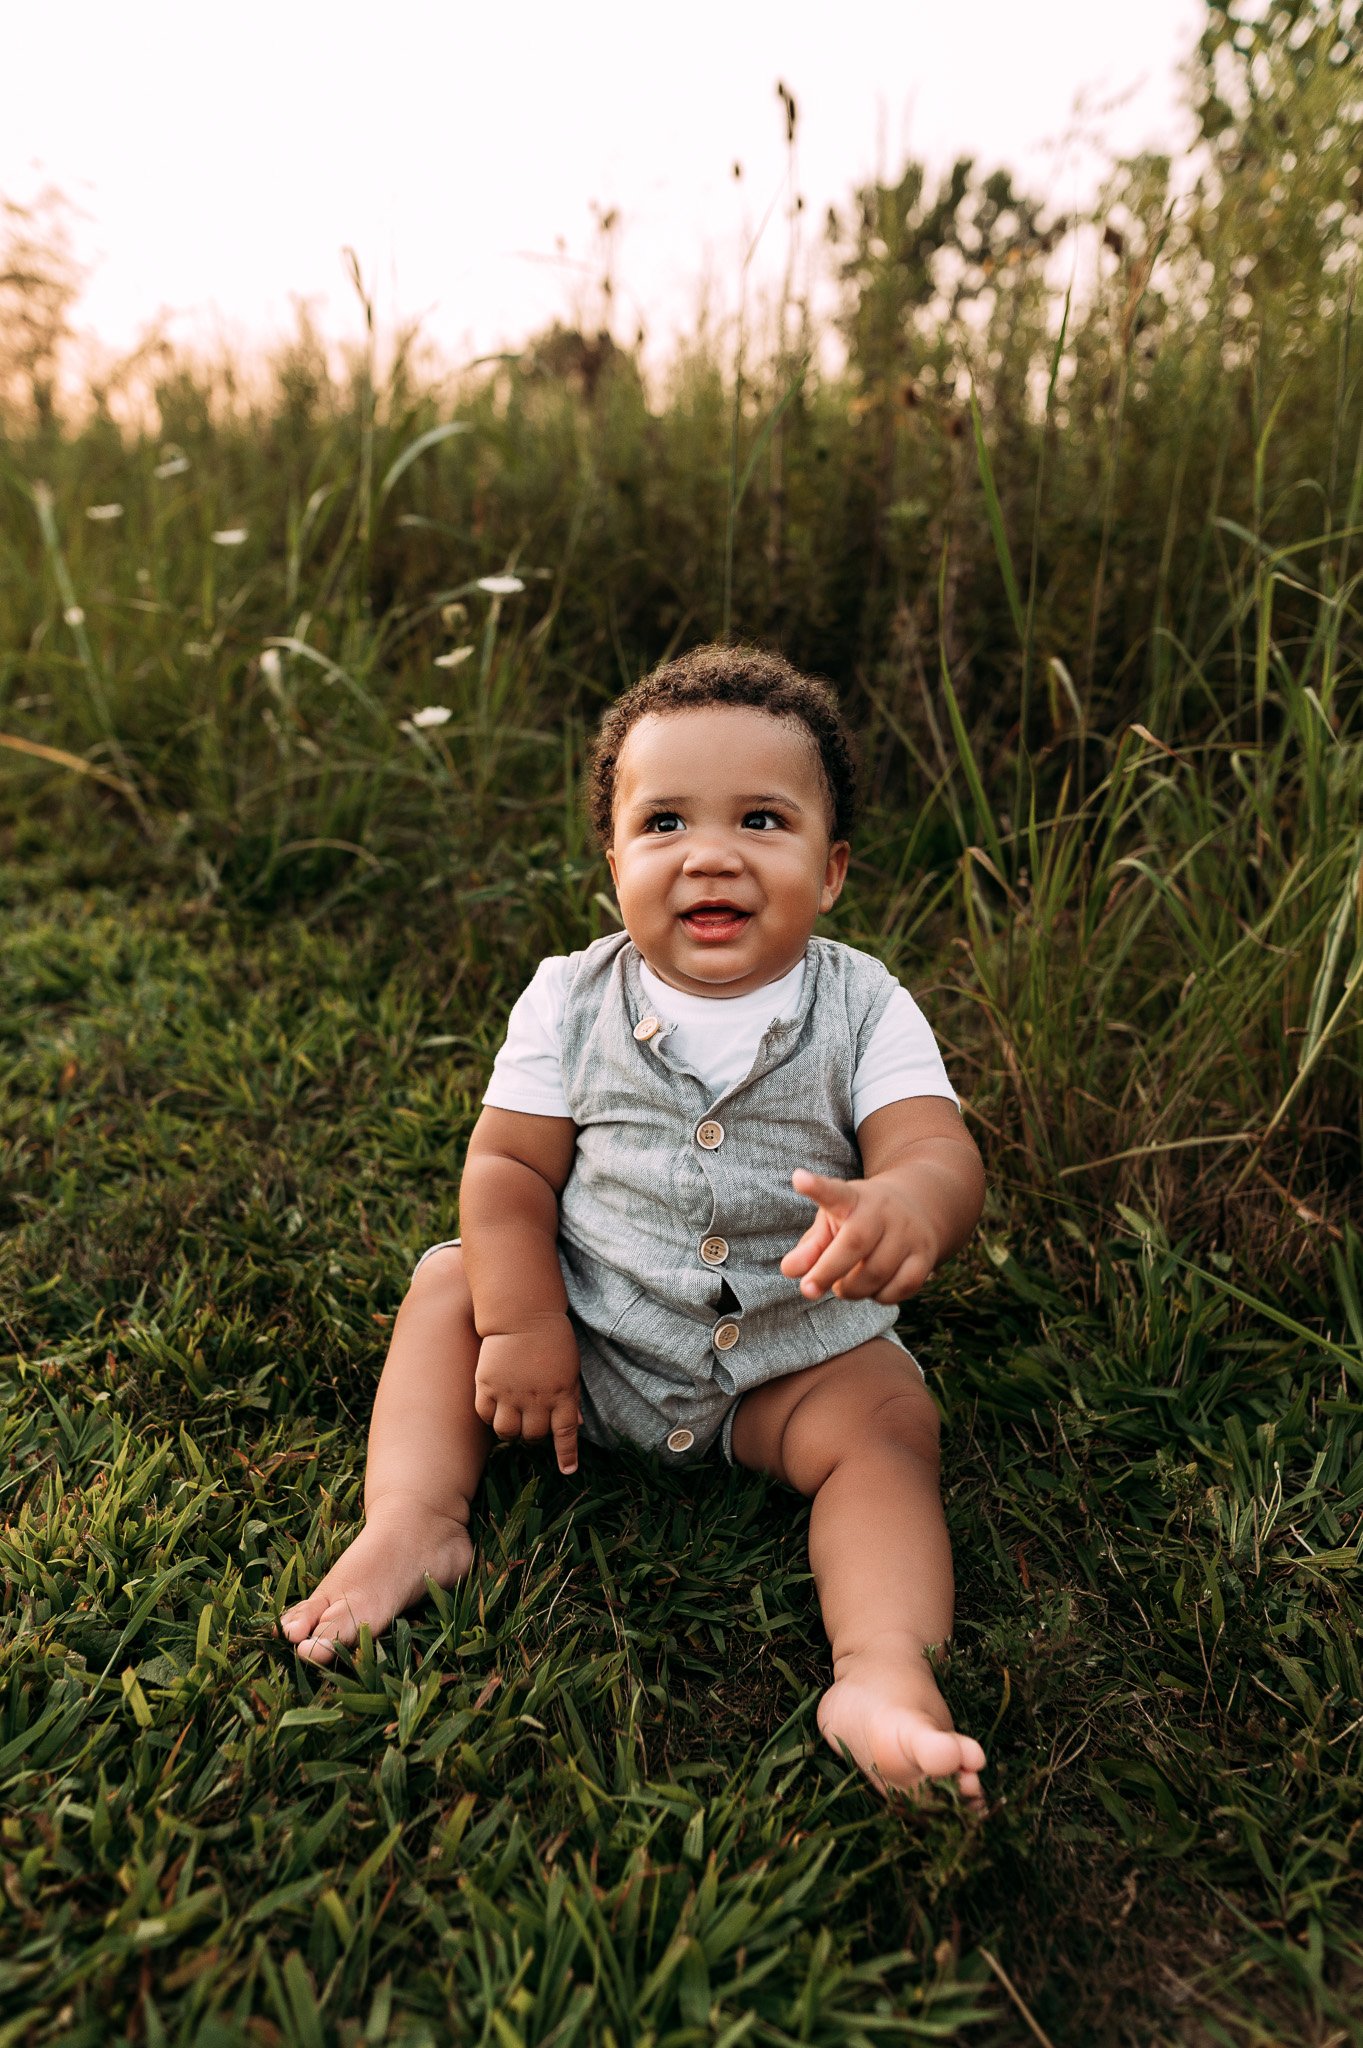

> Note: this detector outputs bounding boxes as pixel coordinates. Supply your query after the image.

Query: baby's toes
[955,1733,987,1776]
[294,1597,362,1664]
[900,1721,980,1782]
[295,1634,339,1667]
[279,1591,334,1642]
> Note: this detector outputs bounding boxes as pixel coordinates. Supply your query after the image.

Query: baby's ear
[605,844,619,887]
[820,839,851,910]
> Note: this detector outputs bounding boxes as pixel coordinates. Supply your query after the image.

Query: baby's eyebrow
[633,792,804,813]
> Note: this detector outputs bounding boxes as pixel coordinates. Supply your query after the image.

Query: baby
[282,644,987,1799]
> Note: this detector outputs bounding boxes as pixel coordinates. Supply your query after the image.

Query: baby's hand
[781,1169,938,1305]
[474,1314,583,1475]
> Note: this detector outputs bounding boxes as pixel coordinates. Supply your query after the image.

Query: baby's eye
[742,809,783,831]
[645,811,684,834]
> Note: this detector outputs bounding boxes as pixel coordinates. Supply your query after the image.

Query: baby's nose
[682,834,743,872]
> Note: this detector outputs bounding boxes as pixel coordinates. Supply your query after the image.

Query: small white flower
[408,704,453,729]
[154,455,191,479]
[260,649,283,685]
[433,646,474,670]
[476,574,524,595]
[86,503,124,521]
[136,568,150,584]
[64,605,85,626]
[211,528,248,546]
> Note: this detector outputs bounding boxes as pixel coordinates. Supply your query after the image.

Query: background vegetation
[3,2,1362,2040]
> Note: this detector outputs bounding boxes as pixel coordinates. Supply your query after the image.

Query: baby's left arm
[780,1097,985,1305]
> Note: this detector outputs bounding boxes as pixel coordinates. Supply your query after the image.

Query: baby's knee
[407,1242,471,1314]
[865,1383,941,1467]
[783,1355,940,1495]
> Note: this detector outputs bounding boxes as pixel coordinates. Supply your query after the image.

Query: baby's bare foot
[279,1492,473,1665]
[817,1648,985,1803]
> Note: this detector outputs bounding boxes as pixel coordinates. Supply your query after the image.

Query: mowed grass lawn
[3,872,1361,2046]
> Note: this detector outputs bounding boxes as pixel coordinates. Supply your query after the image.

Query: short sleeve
[482,956,573,1117]
[852,983,959,1128]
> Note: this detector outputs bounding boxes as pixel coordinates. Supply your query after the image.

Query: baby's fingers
[799,1218,884,1300]
[551,1398,581,1476]
[488,1399,524,1441]
[792,1167,859,1215]
[870,1251,934,1306]
[780,1209,835,1277]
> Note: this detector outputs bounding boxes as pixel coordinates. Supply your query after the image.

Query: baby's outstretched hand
[474,1315,583,1475]
[782,1168,937,1305]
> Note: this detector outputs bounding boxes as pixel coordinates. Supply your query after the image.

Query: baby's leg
[280,1245,490,1664]
[730,1338,984,1802]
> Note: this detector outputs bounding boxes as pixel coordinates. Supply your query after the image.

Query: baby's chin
[638,943,809,999]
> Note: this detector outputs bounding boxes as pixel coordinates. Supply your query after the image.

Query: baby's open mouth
[679,903,752,942]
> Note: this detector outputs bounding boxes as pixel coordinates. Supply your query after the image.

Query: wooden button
[633,1016,662,1041]
[699,1236,729,1266]
[713,1320,741,1351]
[666,1427,695,1452]
[696,1120,725,1149]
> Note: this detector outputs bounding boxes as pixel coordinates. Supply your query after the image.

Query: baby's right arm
[459,1107,582,1474]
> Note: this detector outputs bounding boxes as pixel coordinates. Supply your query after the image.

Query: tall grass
[9,18,1356,1262]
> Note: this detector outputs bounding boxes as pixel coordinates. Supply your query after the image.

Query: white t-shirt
[483,952,958,1128]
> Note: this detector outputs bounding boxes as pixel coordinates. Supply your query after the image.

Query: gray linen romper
[418,930,923,1467]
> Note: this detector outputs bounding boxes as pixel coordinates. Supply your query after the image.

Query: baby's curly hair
[587,642,859,846]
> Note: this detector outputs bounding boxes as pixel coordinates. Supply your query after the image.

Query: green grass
[2,879,1361,2045]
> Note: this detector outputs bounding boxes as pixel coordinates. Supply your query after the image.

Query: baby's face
[606,705,849,997]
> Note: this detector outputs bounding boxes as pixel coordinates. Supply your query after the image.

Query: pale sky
[8,0,1204,378]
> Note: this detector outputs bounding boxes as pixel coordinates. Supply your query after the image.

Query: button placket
[697,1112,735,1341]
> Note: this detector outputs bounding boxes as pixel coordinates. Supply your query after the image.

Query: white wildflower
[64,605,85,626]
[86,503,124,521]
[408,704,453,729]
[433,646,474,670]
[260,649,283,686]
[154,450,191,479]
[476,574,524,595]
[211,528,248,546]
